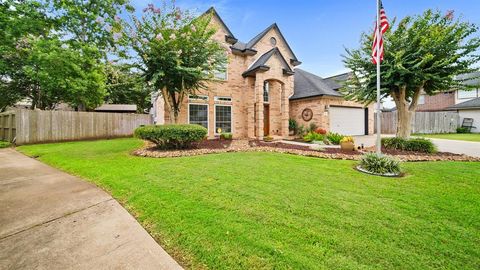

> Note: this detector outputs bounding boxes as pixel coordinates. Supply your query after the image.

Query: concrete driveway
[0,148,182,270]
[353,135,480,157]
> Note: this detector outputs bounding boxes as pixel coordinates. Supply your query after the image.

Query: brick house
[153,8,374,138]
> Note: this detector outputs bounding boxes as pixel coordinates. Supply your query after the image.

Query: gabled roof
[290,69,342,100]
[455,71,480,87]
[323,72,351,90]
[242,48,294,77]
[244,23,300,65]
[448,97,480,110]
[204,7,237,44]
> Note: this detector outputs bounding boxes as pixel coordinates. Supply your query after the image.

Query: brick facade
[155,9,372,138]
[416,91,455,112]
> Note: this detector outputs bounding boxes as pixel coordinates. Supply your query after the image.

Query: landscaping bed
[133,139,479,161]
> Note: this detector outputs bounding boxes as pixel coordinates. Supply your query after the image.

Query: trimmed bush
[359,153,401,175]
[134,124,207,149]
[404,138,437,153]
[288,118,297,132]
[382,137,436,153]
[303,132,324,143]
[381,137,407,150]
[326,132,345,145]
[220,133,233,140]
[456,127,470,133]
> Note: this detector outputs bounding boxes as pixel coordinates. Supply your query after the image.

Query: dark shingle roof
[448,97,480,110]
[242,48,293,77]
[323,72,351,90]
[455,72,480,87]
[290,69,342,100]
[204,7,237,43]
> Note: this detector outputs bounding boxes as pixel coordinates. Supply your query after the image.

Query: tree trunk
[391,85,423,139]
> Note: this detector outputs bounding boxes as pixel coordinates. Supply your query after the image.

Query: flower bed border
[132,140,480,162]
[355,165,403,177]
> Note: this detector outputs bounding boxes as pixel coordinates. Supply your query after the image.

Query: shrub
[0,141,11,148]
[404,138,437,153]
[456,127,470,133]
[359,153,401,175]
[134,124,207,149]
[315,128,327,135]
[381,137,407,150]
[340,136,354,144]
[382,137,436,153]
[296,125,306,136]
[326,132,345,145]
[303,132,324,143]
[307,122,318,133]
[288,118,298,132]
[220,133,233,140]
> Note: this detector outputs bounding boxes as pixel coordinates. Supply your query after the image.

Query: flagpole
[375,0,382,154]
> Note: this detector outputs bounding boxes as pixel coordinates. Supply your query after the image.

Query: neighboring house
[416,72,480,112]
[94,104,137,113]
[447,97,480,133]
[154,8,373,138]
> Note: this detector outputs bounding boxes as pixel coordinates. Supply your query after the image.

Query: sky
[129,0,480,78]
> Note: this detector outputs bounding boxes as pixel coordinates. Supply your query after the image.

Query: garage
[329,106,366,135]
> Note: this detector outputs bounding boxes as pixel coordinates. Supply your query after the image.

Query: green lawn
[18,138,480,269]
[0,141,11,148]
[416,133,480,142]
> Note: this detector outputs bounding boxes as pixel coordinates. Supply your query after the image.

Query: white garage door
[329,106,365,135]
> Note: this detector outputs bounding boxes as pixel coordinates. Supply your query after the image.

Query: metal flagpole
[376,0,382,154]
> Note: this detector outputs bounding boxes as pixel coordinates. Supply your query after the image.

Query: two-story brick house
[153,8,374,138]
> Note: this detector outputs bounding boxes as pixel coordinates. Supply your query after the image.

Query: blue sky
[130,0,480,77]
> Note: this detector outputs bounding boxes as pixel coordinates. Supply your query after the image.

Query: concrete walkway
[0,148,183,270]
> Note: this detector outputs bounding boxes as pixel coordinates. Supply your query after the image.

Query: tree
[121,2,227,123]
[105,63,152,113]
[343,10,480,138]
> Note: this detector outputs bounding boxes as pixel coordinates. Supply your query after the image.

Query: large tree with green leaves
[343,10,480,138]
[120,2,227,123]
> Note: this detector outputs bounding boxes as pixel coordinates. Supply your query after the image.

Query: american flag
[372,1,389,64]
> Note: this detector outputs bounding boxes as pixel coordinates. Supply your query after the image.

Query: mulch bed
[132,139,480,162]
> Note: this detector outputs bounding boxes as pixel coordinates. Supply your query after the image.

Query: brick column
[281,83,289,138]
[246,78,256,138]
[255,75,264,139]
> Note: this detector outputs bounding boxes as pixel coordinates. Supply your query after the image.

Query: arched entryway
[260,78,286,137]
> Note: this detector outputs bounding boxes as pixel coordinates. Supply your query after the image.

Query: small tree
[121,2,227,123]
[343,10,480,138]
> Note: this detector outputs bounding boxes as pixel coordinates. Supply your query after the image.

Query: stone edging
[132,141,480,162]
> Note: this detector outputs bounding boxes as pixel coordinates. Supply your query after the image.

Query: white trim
[214,104,233,135]
[188,103,209,133]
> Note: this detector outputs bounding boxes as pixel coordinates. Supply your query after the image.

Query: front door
[264,104,270,135]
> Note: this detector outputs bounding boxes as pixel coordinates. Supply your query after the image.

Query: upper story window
[270,37,277,46]
[189,94,209,102]
[418,95,425,105]
[214,96,232,102]
[263,81,270,103]
[458,89,478,99]
[213,61,227,81]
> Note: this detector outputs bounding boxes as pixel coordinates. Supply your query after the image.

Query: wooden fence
[375,111,459,134]
[0,109,152,145]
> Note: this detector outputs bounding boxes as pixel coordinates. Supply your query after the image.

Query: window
[188,95,208,102]
[270,37,277,46]
[214,96,232,102]
[458,89,478,99]
[189,104,208,129]
[213,62,227,80]
[263,81,269,103]
[418,95,425,105]
[215,105,232,134]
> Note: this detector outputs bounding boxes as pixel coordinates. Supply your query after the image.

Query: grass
[0,141,11,148]
[416,133,480,142]
[18,138,480,270]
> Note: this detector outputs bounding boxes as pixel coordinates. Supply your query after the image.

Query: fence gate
[0,111,16,142]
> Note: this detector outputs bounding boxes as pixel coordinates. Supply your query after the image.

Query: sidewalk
[0,148,183,270]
